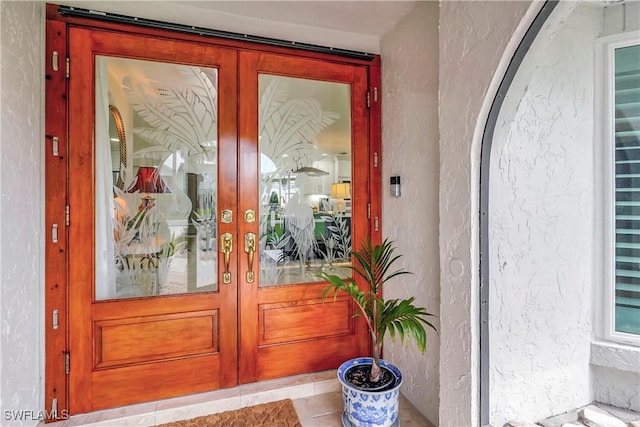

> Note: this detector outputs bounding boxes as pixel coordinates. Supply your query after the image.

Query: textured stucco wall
[592,365,640,411]
[0,2,44,426]
[603,1,640,36]
[488,2,602,425]
[380,2,440,424]
[5,2,632,426]
[438,2,533,425]
[591,341,640,411]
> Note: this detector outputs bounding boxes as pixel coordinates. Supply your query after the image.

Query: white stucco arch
[487,1,640,424]
[438,2,544,425]
[487,1,601,424]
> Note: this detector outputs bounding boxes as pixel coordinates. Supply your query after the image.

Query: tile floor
[293,391,433,427]
[42,370,433,427]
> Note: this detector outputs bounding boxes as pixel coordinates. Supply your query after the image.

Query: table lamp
[128,166,171,211]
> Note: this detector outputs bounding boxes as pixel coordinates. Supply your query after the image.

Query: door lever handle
[244,232,256,283]
[220,233,233,284]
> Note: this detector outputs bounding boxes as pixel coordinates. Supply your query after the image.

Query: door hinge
[52,309,59,330]
[367,203,371,219]
[373,152,379,168]
[374,216,379,232]
[373,87,378,103]
[52,136,59,157]
[65,57,70,79]
[64,352,70,375]
[366,91,370,108]
[52,51,59,72]
[52,224,58,244]
[65,205,70,226]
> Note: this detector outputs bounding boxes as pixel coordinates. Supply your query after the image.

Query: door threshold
[42,370,339,426]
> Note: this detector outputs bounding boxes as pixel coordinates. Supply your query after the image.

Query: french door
[56,24,375,415]
[237,51,370,383]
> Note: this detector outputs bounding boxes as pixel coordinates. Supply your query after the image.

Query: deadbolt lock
[221,210,233,224]
[244,209,256,223]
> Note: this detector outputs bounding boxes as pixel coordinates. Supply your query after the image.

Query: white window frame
[595,30,640,347]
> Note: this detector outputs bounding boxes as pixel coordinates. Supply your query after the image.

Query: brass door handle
[244,232,256,283]
[220,232,233,284]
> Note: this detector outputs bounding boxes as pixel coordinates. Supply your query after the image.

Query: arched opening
[482,1,640,425]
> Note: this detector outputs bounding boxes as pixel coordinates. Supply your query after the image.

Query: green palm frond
[351,238,411,294]
[321,273,362,304]
[379,298,437,352]
[317,238,438,363]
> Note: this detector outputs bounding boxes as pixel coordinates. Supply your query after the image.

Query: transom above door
[45,9,381,418]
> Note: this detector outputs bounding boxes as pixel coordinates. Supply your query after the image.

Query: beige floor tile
[311,370,338,383]
[81,401,158,425]
[299,391,343,418]
[314,379,341,395]
[240,383,315,407]
[40,371,434,427]
[155,387,240,411]
[398,395,433,427]
[301,412,344,427]
[291,399,315,426]
[292,392,342,425]
[37,413,89,427]
[84,413,157,427]
[239,372,317,395]
[294,392,432,427]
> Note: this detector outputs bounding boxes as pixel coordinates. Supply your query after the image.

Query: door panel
[91,356,220,409]
[255,335,363,379]
[94,310,218,367]
[259,299,353,345]
[238,51,370,384]
[68,27,238,413]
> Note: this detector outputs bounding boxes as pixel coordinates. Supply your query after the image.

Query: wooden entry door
[64,26,373,414]
[67,28,239,413]
[237,51,370,383]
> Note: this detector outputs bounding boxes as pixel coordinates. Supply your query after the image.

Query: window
[598,30,640,345]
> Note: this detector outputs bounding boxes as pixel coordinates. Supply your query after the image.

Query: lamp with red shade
[127,166,171,211]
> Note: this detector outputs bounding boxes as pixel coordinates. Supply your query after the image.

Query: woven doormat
[155,399,302,427]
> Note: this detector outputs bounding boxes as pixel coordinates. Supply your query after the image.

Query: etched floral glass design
[96,56,218,300]
[258,74,352,287]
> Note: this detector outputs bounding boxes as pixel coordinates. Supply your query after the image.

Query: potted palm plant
[318,238,437,427]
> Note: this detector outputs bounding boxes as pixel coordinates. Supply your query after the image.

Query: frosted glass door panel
[96,56,219,300]
[258,74,352,287]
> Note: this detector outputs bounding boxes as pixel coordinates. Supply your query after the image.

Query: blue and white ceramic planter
[337,357,403,427]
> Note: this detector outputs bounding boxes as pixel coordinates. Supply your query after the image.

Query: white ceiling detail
[55,0,421,53]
